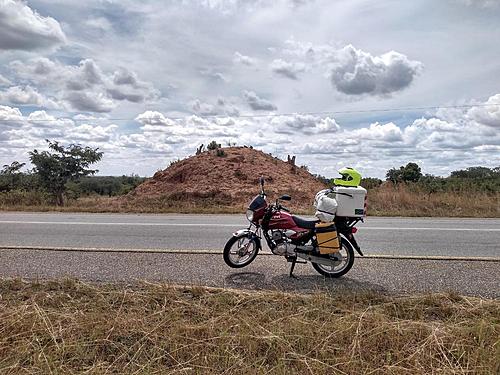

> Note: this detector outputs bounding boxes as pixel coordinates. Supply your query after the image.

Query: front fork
[232,228,262,253]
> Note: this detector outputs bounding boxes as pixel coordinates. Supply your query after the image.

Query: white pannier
[313,189,338,222]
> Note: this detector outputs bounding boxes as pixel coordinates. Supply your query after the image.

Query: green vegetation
[0,140,145,207]
[29,140,103,205]
[0,279,498,374]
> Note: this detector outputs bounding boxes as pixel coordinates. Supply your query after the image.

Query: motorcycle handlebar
[280,205,290,213]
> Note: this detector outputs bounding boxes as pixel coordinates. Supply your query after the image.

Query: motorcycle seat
[292,215,319,230]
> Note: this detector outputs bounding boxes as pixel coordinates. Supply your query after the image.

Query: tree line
[361,162,500,193]
[0,140,144,205]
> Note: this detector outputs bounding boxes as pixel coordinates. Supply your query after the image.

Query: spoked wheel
[311,237,355,278]
[223,234,259,268]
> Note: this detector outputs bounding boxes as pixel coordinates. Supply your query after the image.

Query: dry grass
[0,279,499,374]
[367,184,499,218]
[1,183,499,217]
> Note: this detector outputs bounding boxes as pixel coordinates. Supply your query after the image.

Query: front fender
[232,229,262,252]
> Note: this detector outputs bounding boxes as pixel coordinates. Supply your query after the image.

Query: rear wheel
[311,237,355,278]
[223,234,259,268]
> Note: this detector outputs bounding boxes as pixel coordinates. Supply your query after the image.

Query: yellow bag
[315,222,340,254]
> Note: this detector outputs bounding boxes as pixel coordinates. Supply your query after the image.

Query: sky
[0,0,499,178]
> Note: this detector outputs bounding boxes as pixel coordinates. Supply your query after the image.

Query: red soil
[131,147,327,210]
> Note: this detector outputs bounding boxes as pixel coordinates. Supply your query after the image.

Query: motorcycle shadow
[224,271,386,294]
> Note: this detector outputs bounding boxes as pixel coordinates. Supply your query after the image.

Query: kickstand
[289,257,298,278]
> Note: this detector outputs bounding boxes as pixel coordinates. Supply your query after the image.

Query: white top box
[332,186,367,217]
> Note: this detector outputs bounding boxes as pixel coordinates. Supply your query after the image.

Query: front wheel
[311,237,355,278]
[223,234,259,268]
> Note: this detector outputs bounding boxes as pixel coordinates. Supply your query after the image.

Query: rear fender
[341,233,363,256]
[232,229,262,251]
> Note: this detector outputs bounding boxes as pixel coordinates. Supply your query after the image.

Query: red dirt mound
[130,147,327,210]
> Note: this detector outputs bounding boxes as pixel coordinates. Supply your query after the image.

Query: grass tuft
[0,279,498,374]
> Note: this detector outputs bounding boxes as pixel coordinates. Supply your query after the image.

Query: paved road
[0,212,498,257]
[0,212,498,297]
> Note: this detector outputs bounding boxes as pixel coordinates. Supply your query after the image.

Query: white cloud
[243,90,277,111]
[0,0,66,51]
[270,59,306,80]
[0,85,60,108]
[467,94,500,128]
[458,0,500,8]
[330,46,423,96]
[0,104,23,126]
[0,106,121,163]
[64,92,115,113]
[8,57,159,112]
[271,114,339,134]
[0,73,12,86]
[135,111,174,126]
[280,40,423,97]
[353,122,404,142]
[190,98,240,116]
[233,52,257,66]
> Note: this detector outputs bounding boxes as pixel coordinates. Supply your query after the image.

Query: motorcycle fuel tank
[267,211,303,232]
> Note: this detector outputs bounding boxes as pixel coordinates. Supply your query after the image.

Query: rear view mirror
[259,176,265,186]
[279,194,291,201]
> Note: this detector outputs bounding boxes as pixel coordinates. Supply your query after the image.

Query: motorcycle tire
[223,234,259,268]
[311,237,355,278]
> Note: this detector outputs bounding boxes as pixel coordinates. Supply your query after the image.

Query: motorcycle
[223,177,364,278]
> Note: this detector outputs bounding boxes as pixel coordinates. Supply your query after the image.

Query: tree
[401,162,422,182]
[386,167,402,183]
[29,140,103,205]
[207,140,221,150]
[0,161,26,192]
[451,166,496,179]
[1,161,25,175]
[386,162,422,183]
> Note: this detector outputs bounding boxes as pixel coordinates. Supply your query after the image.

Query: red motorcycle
[223,177,364,277]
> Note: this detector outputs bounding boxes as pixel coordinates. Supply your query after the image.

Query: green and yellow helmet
[334,167,362,187]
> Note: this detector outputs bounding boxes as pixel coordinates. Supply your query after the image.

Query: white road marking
[0,220,499,232]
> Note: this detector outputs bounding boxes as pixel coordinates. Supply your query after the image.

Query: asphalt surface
[0,212,499,297]
[0,212,499,256]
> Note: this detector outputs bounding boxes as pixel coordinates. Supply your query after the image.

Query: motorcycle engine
[270,230,295,256]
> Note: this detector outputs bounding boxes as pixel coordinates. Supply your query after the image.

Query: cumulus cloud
[353,122,404,142]
[0,105,120,161]
[270,59,305,80]
[458,0,500,8]
[190,98,240,116]
[329,46,423,96]
[64,92,115,113]
[467,94,500,127]
[243,90,277,111]
[0,85,43,106]
[199,68,228,82]
[8,57,159,112]
[135,111,174,126]
[280,40,423,97]
[0,73,12,86]
[0,0,66,51]
[233,52,257,66]
[0,104,23,126]
[271,114,339,134]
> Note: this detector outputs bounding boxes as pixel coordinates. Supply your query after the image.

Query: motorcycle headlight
[246,209,254,222]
